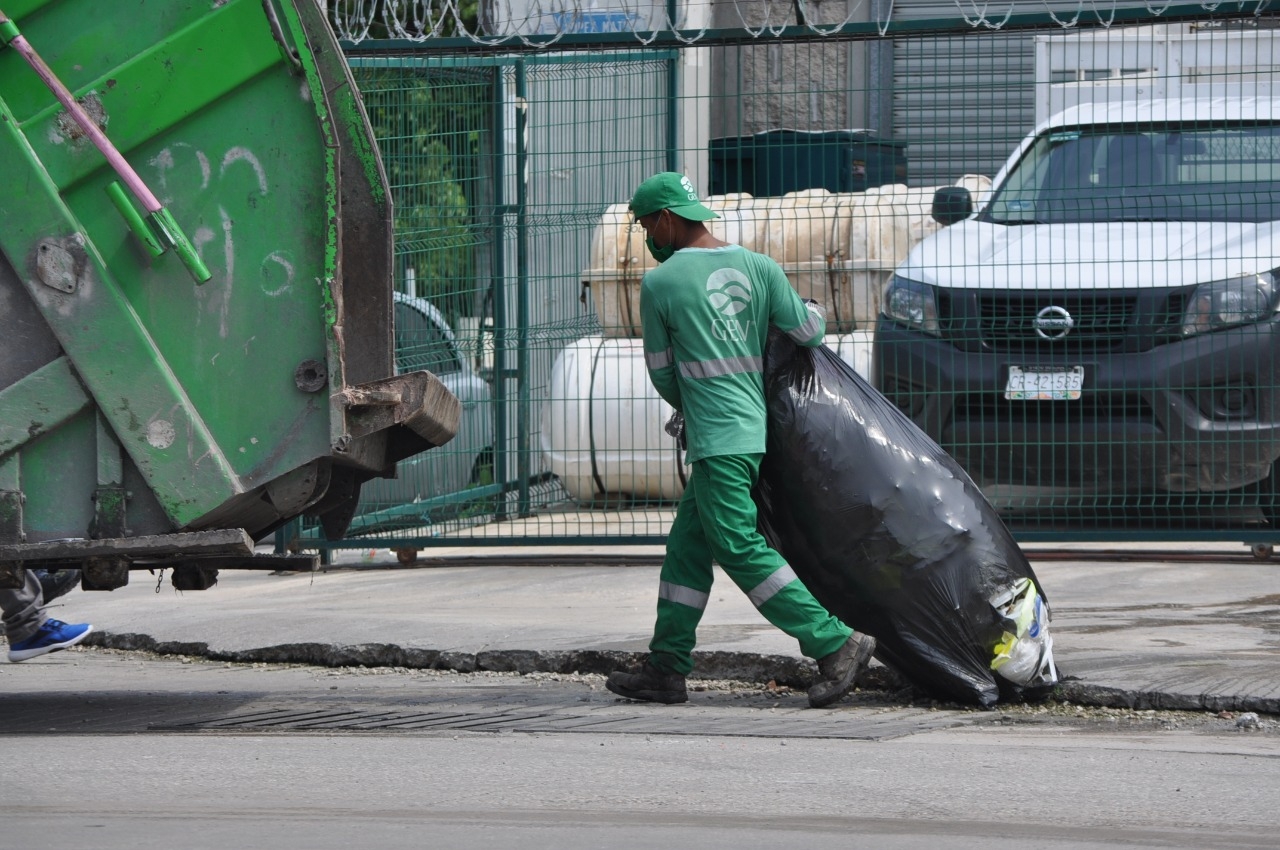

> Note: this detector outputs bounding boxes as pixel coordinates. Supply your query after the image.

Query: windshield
[985,121,1280,224]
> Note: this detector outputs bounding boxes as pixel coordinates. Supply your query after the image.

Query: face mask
[644,211,676,263]
[645,235,675,263]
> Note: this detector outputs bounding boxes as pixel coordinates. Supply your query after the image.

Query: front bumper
[874,316,1280,493]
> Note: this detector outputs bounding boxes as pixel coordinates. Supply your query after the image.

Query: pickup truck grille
[973,292,1136,353]
[935,289,1189,354]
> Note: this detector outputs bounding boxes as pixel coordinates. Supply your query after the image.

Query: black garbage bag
[755,331,1058,707]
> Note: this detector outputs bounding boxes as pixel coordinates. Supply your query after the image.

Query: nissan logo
[1033,305,1074,340]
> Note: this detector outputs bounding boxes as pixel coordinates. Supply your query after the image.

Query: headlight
[1182,272,1279,337]
[883,275,940,336]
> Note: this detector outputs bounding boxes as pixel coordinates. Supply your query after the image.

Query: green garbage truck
[0,0,459,591]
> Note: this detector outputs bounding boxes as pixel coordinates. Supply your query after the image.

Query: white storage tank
[582,193,764,339]
[540,336,687,503]
[828,177,989,328]
[956,173,993,208]
[705,192,761,250]
[582,202,654,338]
[542,332,875,503]
[580,177,989,340]
[756,189,859,333]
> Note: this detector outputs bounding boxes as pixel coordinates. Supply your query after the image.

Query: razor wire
[327,0,1274,46]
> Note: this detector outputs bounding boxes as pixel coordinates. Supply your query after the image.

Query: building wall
[708,0,1165,186]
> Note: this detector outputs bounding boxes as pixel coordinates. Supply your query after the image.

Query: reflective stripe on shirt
[659,581,710,611]
[678,355,763,380]
[747,564,798,608]
[786,310,823,343]
[645,347,674,370]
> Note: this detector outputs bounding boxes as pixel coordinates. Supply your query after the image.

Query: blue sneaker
[7,619,93,663]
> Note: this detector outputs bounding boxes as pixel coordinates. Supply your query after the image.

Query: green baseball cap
[629,172,719,221]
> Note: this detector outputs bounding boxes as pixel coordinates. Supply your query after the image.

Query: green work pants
[648,453,852,676]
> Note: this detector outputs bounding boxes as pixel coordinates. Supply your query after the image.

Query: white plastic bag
[990,578,1057,687]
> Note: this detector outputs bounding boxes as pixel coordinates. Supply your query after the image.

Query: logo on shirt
[706,268,753,342]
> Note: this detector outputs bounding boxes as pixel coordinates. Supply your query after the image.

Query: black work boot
[606,661,688,704]
[807,632,876,708]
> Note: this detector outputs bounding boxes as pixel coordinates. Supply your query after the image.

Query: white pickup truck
[874,96,1280,521]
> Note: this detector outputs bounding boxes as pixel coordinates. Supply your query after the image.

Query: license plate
[1005,365,1084,400]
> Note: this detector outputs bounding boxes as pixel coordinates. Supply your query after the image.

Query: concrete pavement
[20,541,1280,714]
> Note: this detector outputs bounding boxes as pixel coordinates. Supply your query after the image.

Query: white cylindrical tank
[541,336,687,503]
[582,195,762,338]
[826,331,876,385]
[828,187,897,329]
[582,177,989,342]
[705,192,761,250]
[541,332,875,503]
[956,173,994,209]
[757,189,858,333]
[582,202,655,338]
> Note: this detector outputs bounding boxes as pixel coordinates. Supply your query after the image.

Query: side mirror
[932,187,973,225]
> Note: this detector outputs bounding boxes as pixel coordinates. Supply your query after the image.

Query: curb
[1054,680,1279,716]
[84,631,821,687]
[83,631,1280,716]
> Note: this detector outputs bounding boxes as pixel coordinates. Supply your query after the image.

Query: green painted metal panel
[0,0,457,547]
[17,4,283,189]
[0,357,90,455]
[19,411,98,539]
[0,110,243,524]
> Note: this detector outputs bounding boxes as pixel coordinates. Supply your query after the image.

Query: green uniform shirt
[639,244,825,464]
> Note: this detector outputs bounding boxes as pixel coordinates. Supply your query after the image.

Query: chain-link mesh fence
[290,2,1280,554]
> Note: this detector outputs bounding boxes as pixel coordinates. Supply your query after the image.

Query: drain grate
[154,704,973,740]
[1,654,980,739]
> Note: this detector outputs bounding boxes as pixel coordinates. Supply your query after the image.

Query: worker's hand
[664,410,687,451]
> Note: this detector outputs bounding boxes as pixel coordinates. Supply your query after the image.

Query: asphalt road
[45,544,1280,715]
[3,649,1278,850]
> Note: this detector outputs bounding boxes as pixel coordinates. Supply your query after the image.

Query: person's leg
[35,569,80,604]
[1,570,47,643]
[647,475,716,676]
[695,454,851,661]
[606,476,716,703]
[3,570,93,663]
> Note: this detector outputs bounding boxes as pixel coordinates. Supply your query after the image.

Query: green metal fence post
[490,64,511,523]
[515,59,533,518]
[666,0,679,172]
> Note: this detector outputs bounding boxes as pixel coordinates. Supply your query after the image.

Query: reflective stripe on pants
[648,453,852,676]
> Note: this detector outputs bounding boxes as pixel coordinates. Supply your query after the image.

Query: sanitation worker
[605,172,877,708]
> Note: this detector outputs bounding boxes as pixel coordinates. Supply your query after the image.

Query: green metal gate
[290,1,1280,556]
